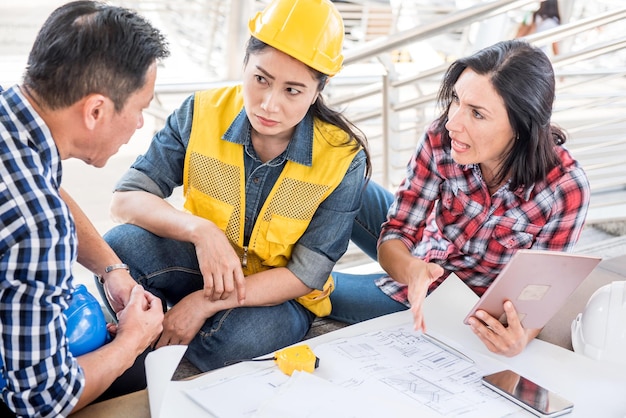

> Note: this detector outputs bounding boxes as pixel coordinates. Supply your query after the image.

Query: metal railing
[323,6,626,190]
[147,0,626,223]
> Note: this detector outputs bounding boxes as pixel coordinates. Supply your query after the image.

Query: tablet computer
[463,250,601,330]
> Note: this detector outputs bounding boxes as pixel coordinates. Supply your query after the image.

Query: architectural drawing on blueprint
[313,327,519,417]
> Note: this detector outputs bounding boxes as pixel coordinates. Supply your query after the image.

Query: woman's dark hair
[23,1,169,111]
[244,36,371,180]
[435,39,563,191]
[535,0,561,24]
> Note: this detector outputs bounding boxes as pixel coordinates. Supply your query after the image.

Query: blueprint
[145,275,624,418]
[182,324,525,417]
[312,326,523,417]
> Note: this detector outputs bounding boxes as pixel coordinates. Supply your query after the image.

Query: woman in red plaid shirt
[330,39,590,357]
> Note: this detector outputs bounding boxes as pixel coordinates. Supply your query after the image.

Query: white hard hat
[571,281,626,364]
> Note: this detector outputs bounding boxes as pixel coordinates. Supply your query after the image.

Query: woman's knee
[330,271,406,323]
[104,224,157,260]
[186,304,312,371]
[360,181,394,221]
[351,181,394,258]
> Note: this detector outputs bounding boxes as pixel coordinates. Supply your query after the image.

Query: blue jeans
[329,181,408,324]
[99,225,315,372]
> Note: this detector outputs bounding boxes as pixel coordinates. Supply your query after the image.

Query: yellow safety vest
[182,86,360,316]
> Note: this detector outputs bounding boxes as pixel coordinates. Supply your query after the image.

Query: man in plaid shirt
[0,2,169,416]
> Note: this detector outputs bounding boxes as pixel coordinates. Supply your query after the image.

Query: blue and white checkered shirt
[0,85,83,417]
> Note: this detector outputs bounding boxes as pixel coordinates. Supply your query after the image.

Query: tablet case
[463,250,602,329]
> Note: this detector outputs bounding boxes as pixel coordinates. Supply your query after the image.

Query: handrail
[334,32,624,172]
[552,37,626,67]
[143,2,626,223]
[523,8,626,48]
[330,11,626,110]
[343,0,537,64]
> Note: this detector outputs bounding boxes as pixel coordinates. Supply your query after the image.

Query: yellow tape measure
[274,344,319,375]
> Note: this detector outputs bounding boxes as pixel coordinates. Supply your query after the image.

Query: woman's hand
[110,190,247,305]
[466,300,540,357]
[192,221,247,304]
[155,291,216,348]
[407,262,444,332]
[378,240,444,333]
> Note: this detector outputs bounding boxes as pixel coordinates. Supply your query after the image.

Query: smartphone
[482,370,574,417]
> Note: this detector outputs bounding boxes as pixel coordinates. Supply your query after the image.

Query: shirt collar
[223,108,314,167]
[463,163,535,201]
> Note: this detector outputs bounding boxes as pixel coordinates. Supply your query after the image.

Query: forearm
[110,190,218,246]
[202,267,312,314]
[60,188,125,277]
[378,239,428,285]
[73,339,141,412]
[61,188,137,312]
[245,268,312,306]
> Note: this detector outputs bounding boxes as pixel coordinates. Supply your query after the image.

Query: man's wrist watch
[97,263,130,284]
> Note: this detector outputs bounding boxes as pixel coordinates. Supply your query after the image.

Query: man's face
[87,62,157,167]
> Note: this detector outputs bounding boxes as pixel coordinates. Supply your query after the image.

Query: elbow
[109,191,131,224]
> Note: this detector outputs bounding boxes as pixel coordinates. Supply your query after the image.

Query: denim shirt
[115,93,366,289]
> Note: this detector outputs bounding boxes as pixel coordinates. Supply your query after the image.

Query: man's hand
[115,285,164,351]
[102,269,138,313]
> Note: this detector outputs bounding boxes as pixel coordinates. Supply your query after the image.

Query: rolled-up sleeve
[114,95,195,198]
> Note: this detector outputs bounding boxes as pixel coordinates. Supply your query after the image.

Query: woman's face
[242,47,320,143]
[445,68,515,184]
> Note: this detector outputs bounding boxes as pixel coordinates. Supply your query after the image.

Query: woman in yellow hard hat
[98,0,371,372]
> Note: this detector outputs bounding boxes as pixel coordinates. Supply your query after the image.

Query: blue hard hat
[0,285,109,389]
[65,284,110,356]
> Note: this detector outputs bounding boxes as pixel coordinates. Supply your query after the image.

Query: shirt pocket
[184,187,235,232]
[437,185,477,236]
[491,217,541,250]
[263,215,309,266]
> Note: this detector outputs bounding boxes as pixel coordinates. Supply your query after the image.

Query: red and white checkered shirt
[376,127,590,305]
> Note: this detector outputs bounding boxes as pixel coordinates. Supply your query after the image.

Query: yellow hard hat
[248,0,344,76]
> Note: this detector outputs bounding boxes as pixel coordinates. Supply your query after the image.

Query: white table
[139,275,626,418]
